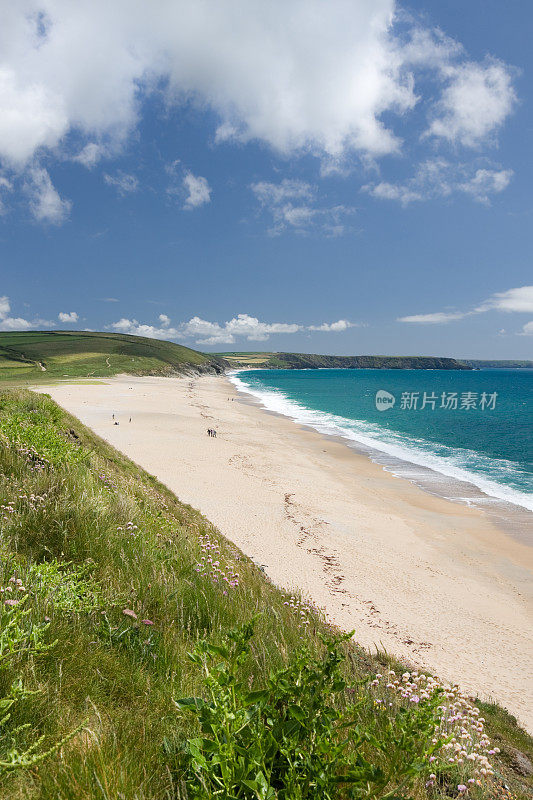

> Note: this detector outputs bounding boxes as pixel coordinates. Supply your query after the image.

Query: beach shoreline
[36,373,533,732]
[229,370,533,547]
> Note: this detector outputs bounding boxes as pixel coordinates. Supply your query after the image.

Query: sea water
[230,368,533,515]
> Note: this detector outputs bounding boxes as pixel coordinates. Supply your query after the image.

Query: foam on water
[230,371,533,513]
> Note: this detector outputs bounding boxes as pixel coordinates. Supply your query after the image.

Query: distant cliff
[220,352,471,370]
[460,359,533,369]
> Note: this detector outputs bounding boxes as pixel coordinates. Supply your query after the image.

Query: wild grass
[0,387,531,799]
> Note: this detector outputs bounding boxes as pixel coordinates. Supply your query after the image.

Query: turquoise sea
[231,368,533,513]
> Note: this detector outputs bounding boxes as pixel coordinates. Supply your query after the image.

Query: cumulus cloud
[426,60,517,148]
[182,172,211,209]
[308,319,357,332]
[0,294,34,331]
[521,321,533,336]
[181,314,302,345]
[364,159,513,206]
[109,312,359,345]
[24,167,71,224]
[251,179,355,235]
[0,2,516,174]
[103,171,138,195]
[58,311,79,323]
[398,285,533,324]
[111,318,180,340]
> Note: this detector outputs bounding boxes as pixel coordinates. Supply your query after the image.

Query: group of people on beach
[207,428,217,438]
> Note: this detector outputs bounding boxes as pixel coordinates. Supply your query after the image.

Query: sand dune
[38,374,533,732]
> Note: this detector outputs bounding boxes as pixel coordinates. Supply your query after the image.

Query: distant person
[129,417,132,423]
[114,421,119,426]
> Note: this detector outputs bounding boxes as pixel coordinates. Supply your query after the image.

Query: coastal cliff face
[221,352,472,370]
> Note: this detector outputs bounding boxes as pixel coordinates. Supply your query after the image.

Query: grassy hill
[0,387,531,798]
[218,352,471,370]
[0,331,225,383]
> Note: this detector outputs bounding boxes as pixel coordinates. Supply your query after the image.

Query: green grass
[0,388,531,799]
[0,331,225,383]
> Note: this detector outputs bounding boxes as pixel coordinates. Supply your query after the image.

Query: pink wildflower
[141,619,154,626]
[4,599,18,606]
[122,608,137,619]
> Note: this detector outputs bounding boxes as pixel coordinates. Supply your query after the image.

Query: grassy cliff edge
[0,387,531,798]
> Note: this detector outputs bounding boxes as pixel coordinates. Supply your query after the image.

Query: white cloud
[458,168,513,203]
[364,159,513,206]
[251,179,355,235]
[308,319,357,332]
[399,285,533,325]
[104,171,138,195]
[110,318,180,340]
[0,2,516,174]
[427,60,517,148]
[0,316,35,331]
[476,286,533,314]
[73,142,105,168]
[398,311,469,324]
[24,167,71,224]
[521,321,533,336]
[0,294,35,331]
[182,314,302,345]
[58,311,79,323]
[0,175,12,214]
[109,311,358,346]
[182,171,211,209]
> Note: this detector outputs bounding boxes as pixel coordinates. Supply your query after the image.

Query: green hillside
[0,331,225,383]
[219,351,471,370]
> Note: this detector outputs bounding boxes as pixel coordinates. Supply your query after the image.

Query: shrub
[176,621,442,799]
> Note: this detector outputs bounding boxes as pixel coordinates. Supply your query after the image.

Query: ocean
[230,368,533,516]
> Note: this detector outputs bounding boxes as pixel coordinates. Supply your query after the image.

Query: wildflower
[4,598,18,606]
[142,619,154,626]
[457,785,468,793]
[122,608,137,619]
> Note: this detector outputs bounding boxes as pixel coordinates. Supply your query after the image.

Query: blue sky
[1,0,532,358]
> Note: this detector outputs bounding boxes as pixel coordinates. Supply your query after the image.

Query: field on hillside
[0,331,222,383]
[0,388,531,798]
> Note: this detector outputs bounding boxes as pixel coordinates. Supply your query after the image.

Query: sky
[0,0,532,359]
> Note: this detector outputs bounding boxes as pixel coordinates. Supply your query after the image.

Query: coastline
[230,370,533,546]
[36,373,533,732]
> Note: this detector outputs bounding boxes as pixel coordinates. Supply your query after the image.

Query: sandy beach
[37,374,533,732]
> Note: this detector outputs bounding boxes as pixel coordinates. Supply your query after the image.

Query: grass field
[0,387,531,798]
[0,331,224,383]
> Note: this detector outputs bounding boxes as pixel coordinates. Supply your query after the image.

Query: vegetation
[0,331,225,383]
[218,352,471,370]
[459,360,533,370]
[0,387,531,798]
